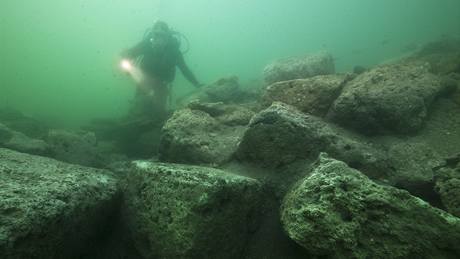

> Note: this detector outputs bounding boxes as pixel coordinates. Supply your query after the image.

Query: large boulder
[328,62,447,134]
[159,107,247,165]
[262,74,350,117]
[263,52,335,85]
[236,102,390,180]
[0,123,49,155]
[121,161,263,259]
[281,153,460,258]
[0,148,120,258]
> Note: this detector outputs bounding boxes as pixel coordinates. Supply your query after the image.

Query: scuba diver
[121,21,202,120]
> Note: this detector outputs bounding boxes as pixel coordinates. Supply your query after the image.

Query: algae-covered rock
[236,102,390,180]
[328,61,446,135]
[122,161,263,259]
[263,52,335,85]
[281,153,460,258]
[0,148,119,259]
[263,74,350,117]
[0,123,49,155]
[159,108,246,165]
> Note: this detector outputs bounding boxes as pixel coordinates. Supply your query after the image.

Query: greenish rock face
[159,108,246,165]
[0,123,49,155]
[0,148,120,259]
[328,61,445,135]
[262,74,349,117]
[122,161,263,259]
[263,51,336,85]
[236,102,390,180]
[281,153,460,258]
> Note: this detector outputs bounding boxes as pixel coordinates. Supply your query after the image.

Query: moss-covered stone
[122,161,263,259]
[281,153,460,258]
[0,148,120,259]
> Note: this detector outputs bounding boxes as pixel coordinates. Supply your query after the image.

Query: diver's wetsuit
[124,36,200,118]
[126,38,199,85]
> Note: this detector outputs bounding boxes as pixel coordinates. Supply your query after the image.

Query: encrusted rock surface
[159,107,247,165]
[122,161,263,259]
[281,154,460,258]
[236,102,390,180]
[328,61,446,134]
[0,148,120,258]
[263,74,350,117]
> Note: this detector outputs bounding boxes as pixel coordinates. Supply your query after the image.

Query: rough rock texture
[263,74,350,117]
[263,52,335,84]
[434,154,460,217]
[387,142,444,204]
[159,107,247,165]
[328,62,446,134]
[122,161,263,259]
[46,129,101,167]
[281,154,460,258]
[0,148,120,259]
[0,123,49,155]
[236,102,390,180]
[203,76,243,103]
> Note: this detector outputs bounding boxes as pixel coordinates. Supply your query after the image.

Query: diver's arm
[121,40,147,59]
[177,54,201,87]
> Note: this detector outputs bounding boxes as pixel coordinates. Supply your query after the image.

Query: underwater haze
[1,0,459,127]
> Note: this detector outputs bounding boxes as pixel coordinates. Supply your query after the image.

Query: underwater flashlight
[121,59,132,72]
[120,58,144,84]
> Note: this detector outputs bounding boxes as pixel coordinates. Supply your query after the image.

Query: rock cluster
[1,39,459,258]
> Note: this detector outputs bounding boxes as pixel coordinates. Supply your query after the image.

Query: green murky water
[1,0,459,127]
